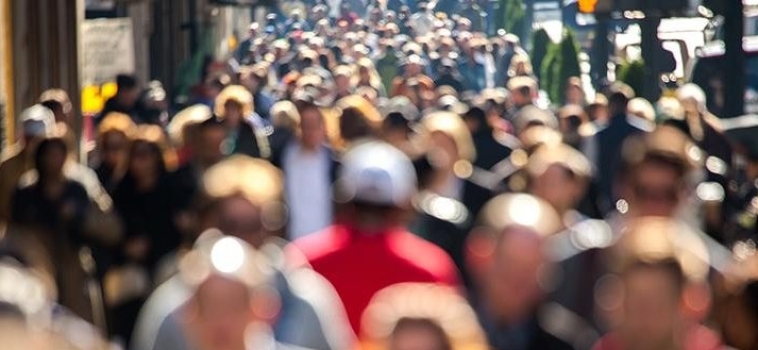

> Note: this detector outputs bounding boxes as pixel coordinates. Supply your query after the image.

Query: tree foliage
[530,29,552,81]
[540,28,582,104]
[616,59,645,98]
[498,0,526,37]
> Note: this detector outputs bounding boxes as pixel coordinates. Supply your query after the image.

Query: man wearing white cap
[291,140,460,333]
[0,104,57,222]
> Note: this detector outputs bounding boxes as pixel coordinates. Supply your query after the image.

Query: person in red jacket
[291,140,460,333]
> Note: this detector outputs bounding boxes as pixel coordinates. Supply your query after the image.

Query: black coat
[112,175,183,269]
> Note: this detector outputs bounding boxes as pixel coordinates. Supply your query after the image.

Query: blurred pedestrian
[465,194,589,350]
[132,156,355,350]
[276,100,338,240]
[412,111,479,277]
[292,140,460,333]
[593,217,722,350]
[11,135,104,325]
[721,115,758,245]
[591,83,654,216]
[107,125,181,344]
[360,283,489,350]
[95,112,136,194]
[391,54,435,107]
[99,74,141,124]
[615,126,700,221]
[564,77,586,107]
[0,105,57,222]
[214,85,271,159]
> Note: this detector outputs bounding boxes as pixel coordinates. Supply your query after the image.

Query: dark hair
[198,114,225,131]
[129,139,168,175]
[33,138,68,178]
[116,74,138,90]
[340,106,376,141]
[515,85,531,98]
[40,100,63,113]
[391,318,452,350]
[624,259,686,294]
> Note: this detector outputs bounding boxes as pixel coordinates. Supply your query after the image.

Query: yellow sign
[81,82,118,115]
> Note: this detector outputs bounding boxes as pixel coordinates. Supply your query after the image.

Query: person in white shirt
[280,100,337,240]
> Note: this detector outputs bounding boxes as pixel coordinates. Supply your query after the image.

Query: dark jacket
[112,174,183,270]
[231,120,270,159]
[11,180,97,323]
[594,114,652,215]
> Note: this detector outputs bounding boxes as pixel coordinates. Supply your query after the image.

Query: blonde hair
[508,54,534,78]
[214,85,254,118]
[131,124,178,172]
[353,57,384,93]
[270,101,301,130]
[98,112,137,138]
[421,111,476,163]
[360,283,489,350]
[202,155,284,208]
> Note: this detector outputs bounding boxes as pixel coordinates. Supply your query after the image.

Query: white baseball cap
[337,140,417,207]
[21,104,55,138]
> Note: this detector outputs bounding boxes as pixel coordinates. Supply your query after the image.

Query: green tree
[539,28,582,104]
[498,0,526,37]
[616,59,645,98]
[530,29,552,81]
[557,28,582,104]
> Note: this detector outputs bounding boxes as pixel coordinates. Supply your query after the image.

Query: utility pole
[640,15,662,100]
[723,0,745,118]
[590,14,610,90]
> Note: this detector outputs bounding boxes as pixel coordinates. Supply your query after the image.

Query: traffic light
[578,0,598,13]
[576,0,687,14]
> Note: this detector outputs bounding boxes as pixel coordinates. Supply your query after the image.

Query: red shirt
[291,224,460,333]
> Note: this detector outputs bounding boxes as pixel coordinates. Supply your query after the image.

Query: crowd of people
[1,1,758,350]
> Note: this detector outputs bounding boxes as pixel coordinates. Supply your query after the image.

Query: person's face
[102,132,129,168]
[531,165,583,212]
[121,87,140,108]
[515,62,528,75]
[566,85,584,104]
[336,75,351,91]
[628,162,684,218]
[390,324,447,350]
[41,144,67,178]
[197,126,226,166]
[300,107,326,150]
[224,101,244,127]
[359,67,371,81]
[192,276,253,350]
[509,89,530,108]
[589,105,609,123]
[129,142,160,180]
[430,132,459,171]
[217,196,267,248]
[622,267,682,346]
[483,229,547,324]
[406,63,422,77]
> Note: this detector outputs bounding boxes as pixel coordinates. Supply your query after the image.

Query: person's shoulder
[389,230,460,284]
[290,225,346,262]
